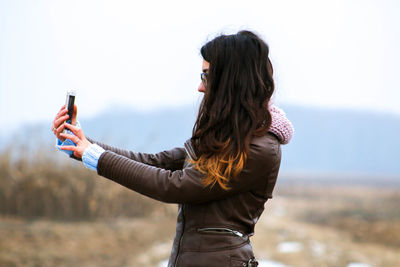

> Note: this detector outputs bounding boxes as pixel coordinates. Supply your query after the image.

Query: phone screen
[65,91,76,124]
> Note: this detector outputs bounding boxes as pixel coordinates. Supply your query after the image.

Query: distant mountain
[80,105,198,152]
[280,105,400,175]
[3,105,400,176]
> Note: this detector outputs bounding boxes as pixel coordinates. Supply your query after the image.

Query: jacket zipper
[174,204,185,267]
[197,227,244,237]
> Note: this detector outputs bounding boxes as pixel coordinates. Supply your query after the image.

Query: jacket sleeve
[96,136,281,204]
[86,137,186,171]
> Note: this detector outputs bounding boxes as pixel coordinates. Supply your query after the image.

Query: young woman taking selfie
[52,30,293,267]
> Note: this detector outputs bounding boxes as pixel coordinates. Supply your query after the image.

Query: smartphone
[64,90,76,130]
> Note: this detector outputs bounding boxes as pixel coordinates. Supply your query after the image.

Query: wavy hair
[191,30,274,190]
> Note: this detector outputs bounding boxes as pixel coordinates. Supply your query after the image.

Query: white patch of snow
[158,259,168,267]
[258,259,291,267]
[347,263,372,267]
[277,241,303,253]
[310,240,326,257]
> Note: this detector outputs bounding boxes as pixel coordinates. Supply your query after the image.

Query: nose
[198,82,206,93]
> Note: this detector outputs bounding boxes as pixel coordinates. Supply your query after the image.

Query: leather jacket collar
[184,139,198,161]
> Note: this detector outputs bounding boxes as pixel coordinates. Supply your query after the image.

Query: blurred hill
[280,105,400,175]
[2,105,400,176]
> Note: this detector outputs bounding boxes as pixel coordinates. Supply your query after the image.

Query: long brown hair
[191,30,274,190]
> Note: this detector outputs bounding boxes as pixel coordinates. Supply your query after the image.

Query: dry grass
[277,184,400,248]
[0,148,170,220]
[252,184,400,267]
[0,214,177,267]
[1,149,399,266]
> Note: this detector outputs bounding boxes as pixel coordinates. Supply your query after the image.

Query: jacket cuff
[82,144,106,171]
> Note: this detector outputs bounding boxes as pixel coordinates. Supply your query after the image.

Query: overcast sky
[1,0,399,132]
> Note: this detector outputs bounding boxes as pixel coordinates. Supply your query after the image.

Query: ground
[1,184,399,267]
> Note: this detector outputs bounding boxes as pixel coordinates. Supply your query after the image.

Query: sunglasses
[200,72,208,85]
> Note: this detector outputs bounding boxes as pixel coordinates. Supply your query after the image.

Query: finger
[57,104,66,113]
[55,122,67,136]
[56,105,67,117]
[71,104,78,125]
[54,109,68,128]
[58,145,76,151]
[54,114,69,129]
[60,132,80,143]
[63,123,84,139]
[53,116,68,135]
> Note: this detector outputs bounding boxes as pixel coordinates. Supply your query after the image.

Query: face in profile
[198,60,209,93]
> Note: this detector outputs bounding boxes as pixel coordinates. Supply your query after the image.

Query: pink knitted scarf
[269,105,294,145]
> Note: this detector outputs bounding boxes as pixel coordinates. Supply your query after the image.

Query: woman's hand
[51,104,78,141]
[58,123,91,159]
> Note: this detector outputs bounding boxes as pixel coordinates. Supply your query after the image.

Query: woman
[52,30,293,267]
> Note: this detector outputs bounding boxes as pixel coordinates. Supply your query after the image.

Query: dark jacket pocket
[197,227,244,237]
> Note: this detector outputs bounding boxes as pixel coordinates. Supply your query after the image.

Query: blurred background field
[1,101,400,267]
[1,147,399,267]
[1,96,399,267]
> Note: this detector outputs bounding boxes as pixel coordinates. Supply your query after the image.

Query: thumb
[71,104,78,125]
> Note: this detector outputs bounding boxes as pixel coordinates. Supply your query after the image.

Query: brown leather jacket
[90,132,281,267]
